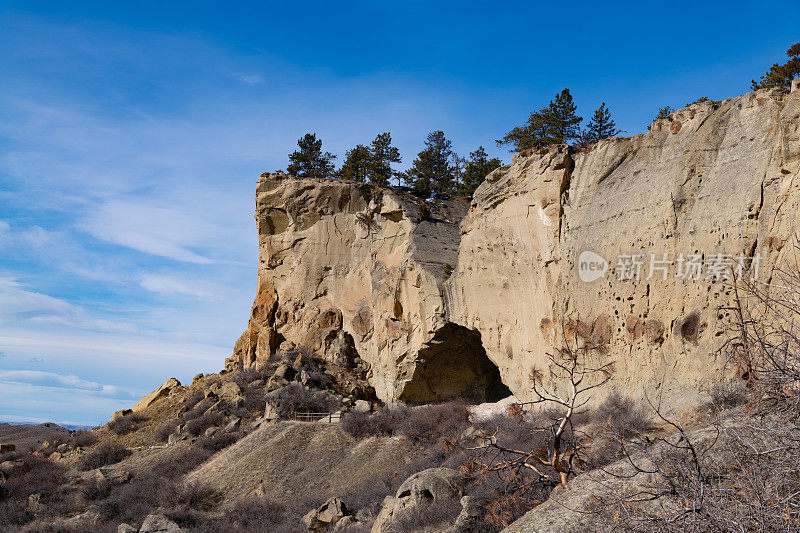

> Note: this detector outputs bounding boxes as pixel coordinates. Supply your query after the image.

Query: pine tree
[653,106,674,121]
[496,88,582,152]
[751,43,800,90]
[287,133,336,179]
[578,103,621,145]
[338,144,372,182]
[368,132,401,186]
[404,131,455,197]
[456,146,501,197]
[545,88,583,144]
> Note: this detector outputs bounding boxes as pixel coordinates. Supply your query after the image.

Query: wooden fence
[292,412,341,423]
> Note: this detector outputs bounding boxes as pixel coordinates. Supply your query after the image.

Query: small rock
[303,497,350,531]
[27,492,42,512]
[264,402,279,421]
[168,432,187,446]
[110,409,133,422]
[139,513,183,532]
[0,443,16,453]
[352,400,371,413]
[49,451,62,461]
[118,524,138,533]
[224,417,241,432]
[56,443,70,453]
[204,426,219,438]
[192,373,205,384]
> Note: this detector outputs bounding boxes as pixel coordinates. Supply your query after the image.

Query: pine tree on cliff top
[751,43,800,90]
[338,144,372,182]
[496,88,583,152]
[578,103,621,145]
[404,130,456,197]
[287,133,337,179]
[456,146,501,197]
[368,132,402,186]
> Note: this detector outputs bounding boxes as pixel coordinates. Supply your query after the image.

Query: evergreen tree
[404,131,455,196]
[751,43,800,90]
[456,147,501,197]
[578,103,621,145]
[368,132,401,186]
[496,88,582,152]
[287,133,336,179]
[338,144,372,182]
[653,106,674,121]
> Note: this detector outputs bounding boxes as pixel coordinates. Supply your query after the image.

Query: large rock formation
[229,84,800,410]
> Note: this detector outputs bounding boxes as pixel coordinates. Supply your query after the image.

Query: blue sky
[1,1,798,425]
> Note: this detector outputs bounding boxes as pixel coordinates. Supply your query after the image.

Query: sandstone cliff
[229,84,800,410]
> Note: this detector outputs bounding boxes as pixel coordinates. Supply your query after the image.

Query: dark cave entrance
[399,323,512,404]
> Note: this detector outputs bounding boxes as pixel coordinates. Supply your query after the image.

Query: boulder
[139,513,183,532]
[218,381,242,401]
[117,524,137,533]
[303,497,350,531]
[132,378,181,412]
[264,402,279,421]
[111,408,133,421]
[224,417,241,432]
[352,400,371,413]
[372,468,469,532]
[0,443,16,453]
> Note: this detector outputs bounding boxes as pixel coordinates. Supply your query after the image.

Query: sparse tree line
[285,90,618,198]
[285,42,799,198]
[287,130,502,198]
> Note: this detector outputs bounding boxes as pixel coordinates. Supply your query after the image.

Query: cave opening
[399,323,512,404]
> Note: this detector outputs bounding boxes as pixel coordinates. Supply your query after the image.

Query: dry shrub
[708,378,748,409]
[231,367,263,388]
[341,402,471,445]
[399,402,470,444]
[184,411,225,437]
[268,383,338,418]
[107,412,147,435]
[190,496,287,532]
[77,442,131,470]
[393,497,463,531]
[68,430,97,448]
[0,455,69,529]
[341,406,409,439]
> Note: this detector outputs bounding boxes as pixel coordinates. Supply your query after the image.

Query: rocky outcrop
[131,378,182,412]
[225,174,497,403]
[449,85,800,409]
[230,85,800,410]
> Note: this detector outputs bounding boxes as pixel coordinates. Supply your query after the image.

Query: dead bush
[341,405,409,439]
[189,496,288,532]
[184,411,225,437]
[0,455,69,529]
[393,497,463,531]
[708,379,748,409]
[67,430,97,448]
[399,402,471,444]
[107,412,147,435]
[268,383,338,418]
[77,442,131,470]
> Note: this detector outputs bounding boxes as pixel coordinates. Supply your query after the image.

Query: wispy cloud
[0,369,137,399]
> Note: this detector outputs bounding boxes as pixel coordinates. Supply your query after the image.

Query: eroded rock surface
[229,86,800,410]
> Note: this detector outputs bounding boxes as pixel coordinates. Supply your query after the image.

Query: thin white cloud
[0,369,136,399]
[238,73,264,85]
[139,273,225,301]
[80,201,218,264]
[0,276,136,333]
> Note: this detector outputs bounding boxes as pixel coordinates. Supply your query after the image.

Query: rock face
[225,174,506,403]
[131,378,181,412]
[230,86,800,410]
